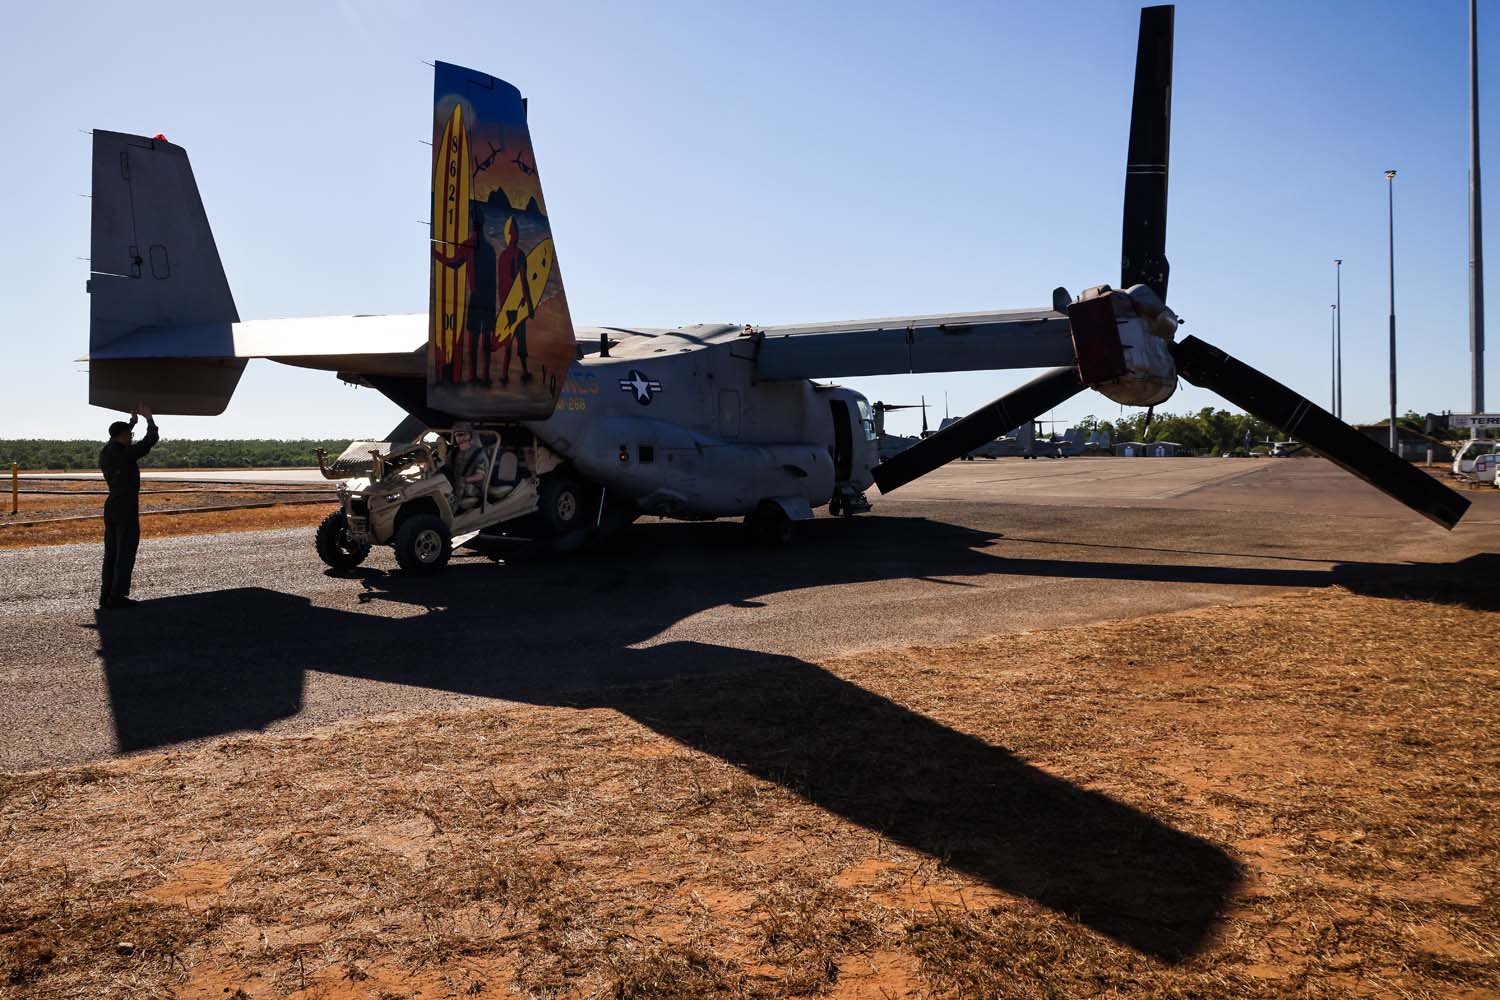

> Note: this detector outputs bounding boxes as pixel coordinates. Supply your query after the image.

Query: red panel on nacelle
[1066,295,1128,386]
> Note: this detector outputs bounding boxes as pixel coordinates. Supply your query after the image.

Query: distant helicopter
[872,398,930,462]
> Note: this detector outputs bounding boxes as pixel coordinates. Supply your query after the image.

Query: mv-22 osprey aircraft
[83,6,1469,572]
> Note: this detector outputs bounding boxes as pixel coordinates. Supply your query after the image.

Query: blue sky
[2,0,1496,439]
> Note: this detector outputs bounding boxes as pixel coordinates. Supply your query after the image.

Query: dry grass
[2,586,1497,999]
[0,503,332,548]
[0,476,334,547]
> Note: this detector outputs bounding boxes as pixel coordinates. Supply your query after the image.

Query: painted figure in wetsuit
[432,202,499,384]
[495,217,535,387]
[98,407,159,609]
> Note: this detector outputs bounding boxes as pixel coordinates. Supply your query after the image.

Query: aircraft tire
[315,509,369,570]
[745,502,793,546]
[393,514,452,575]
[538,475,587,536]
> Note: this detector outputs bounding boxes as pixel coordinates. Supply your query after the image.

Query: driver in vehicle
[448,424,493,511]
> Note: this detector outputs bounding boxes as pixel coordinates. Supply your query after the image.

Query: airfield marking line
[992,533,1350,566]
[1161,460,1294,499]
[13,488,334,496]
[960,463,1255,498]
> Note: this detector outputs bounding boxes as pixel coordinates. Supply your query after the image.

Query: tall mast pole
[1334,258,1343,418]
[1471,0,1486,425]
[1330,304,1337,412]
[1387,170,1398,454]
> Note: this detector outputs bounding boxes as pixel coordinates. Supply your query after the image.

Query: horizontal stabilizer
[84,314,426,379]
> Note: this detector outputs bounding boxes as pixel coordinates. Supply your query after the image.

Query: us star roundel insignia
[619,369,662,405]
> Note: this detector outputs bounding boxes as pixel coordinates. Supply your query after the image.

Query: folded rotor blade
[1171,336,1471,529]
[872,366,1085,493]
[1121,4,1174,300]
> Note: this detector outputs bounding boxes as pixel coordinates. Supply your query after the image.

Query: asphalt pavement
[3,458,1496,772]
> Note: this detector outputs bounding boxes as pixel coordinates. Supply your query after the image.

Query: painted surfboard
[494,238,555,346]
[429,104,471,382]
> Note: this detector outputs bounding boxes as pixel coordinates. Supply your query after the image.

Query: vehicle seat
[487,451,520,501]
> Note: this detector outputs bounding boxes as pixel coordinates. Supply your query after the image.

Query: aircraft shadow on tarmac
[92,515,1498,960]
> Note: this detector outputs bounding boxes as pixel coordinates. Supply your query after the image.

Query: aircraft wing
[753,306,1074,380]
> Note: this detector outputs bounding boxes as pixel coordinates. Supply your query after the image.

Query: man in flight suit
[98,406,159,609]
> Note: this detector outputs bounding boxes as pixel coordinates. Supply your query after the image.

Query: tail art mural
[428,62,575,419]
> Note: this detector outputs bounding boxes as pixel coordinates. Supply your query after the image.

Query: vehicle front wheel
[315,509,370,570]
[393,514,452,575]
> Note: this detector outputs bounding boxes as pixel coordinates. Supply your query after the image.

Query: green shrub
[0,440,355,471]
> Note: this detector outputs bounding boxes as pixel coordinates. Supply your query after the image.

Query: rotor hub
[1067,284,1178,408]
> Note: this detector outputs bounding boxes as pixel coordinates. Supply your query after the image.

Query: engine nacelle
[1067,284,1178,407]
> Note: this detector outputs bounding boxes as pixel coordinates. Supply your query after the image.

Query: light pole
[1334,258,1343,418]
[1331,303,1338,412]
[1386,170,1398,454]
[1470,0,1485,424]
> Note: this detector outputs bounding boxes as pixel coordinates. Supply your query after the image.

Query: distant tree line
[1075,407,1468,454]
[1,439,353,471]
[1074,408,1280,453]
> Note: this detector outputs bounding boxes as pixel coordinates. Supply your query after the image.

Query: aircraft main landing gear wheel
[394,514,452,575]
[746,503,794,546]
[315,509,370,570]
[538,475,587,537]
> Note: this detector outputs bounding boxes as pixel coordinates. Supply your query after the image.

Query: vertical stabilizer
[88,131,244,414]
[428,63,576,420]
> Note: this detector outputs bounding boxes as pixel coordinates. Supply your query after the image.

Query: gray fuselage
[526,325,877,519]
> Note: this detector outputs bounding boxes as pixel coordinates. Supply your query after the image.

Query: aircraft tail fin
[87,130,245,415]
[427,63,576,420]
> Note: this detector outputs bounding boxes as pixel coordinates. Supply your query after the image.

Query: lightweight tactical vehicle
[314,431,565,574]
